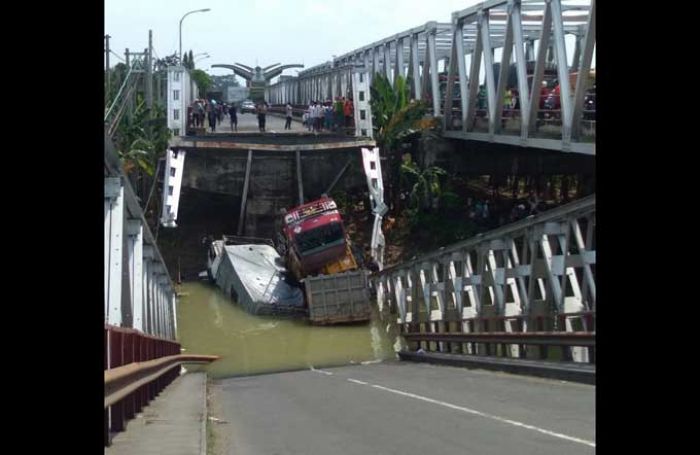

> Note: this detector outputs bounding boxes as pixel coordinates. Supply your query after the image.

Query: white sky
[105,0,593,85]
[105,0,477,80]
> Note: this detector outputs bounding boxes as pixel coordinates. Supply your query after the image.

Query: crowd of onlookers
[301,97,354,132]
[188,99,235,132]
[185,97,355,133]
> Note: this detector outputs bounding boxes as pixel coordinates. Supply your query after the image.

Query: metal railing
[104,325,218,446]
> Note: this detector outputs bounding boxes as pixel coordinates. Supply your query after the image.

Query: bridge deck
[211,361,595,454]
[172,112,375,151]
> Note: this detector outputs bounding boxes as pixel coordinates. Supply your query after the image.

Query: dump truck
[274,195,371,324]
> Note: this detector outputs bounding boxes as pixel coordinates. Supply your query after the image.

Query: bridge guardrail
[104,325,218,446]
[403,331,594,347]
[105,354,219,408]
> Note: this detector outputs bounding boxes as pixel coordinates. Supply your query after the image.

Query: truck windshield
[295,222,344,255]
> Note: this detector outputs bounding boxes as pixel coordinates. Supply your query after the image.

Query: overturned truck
[208,196,371,324]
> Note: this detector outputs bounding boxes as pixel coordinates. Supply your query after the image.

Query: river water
[177,281,401,379]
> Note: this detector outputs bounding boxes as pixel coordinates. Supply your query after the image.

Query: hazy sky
[105,0,477,80]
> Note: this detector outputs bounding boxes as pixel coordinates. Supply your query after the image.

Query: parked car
[241,101,256,114]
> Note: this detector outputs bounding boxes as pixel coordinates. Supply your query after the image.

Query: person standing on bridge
[335,97,344,130]
[257,102,268,132]
[207,103,217,132]
[344,98,353,128]
[324,102,333,130]
[285,103,293,130]
[229,104,238,132]
[306,102,314,131]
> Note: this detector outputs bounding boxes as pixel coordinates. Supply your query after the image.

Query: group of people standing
[302,97,354,132]
[187,99,248,132]
[189,99,235,133]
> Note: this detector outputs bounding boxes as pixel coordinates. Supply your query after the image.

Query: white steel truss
[265,0,594,156]
[105,137,177,340]
[371,194,595,362]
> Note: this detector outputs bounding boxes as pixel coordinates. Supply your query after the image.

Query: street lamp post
[179,8,211,64]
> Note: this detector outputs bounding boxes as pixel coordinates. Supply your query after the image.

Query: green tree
[188,50,194,69]
[112,92,171,215]
[105,62,129,107]
[190,69,212,98]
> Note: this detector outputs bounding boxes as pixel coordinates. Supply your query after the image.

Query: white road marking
[309,366,333,376]
[347,381,595,448]
[369,383,595,448]
[309,365,594,448]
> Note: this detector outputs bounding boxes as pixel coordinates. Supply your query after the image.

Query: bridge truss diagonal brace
[510,0,531,140]
[571,0,596,140]
[549,0,574,143]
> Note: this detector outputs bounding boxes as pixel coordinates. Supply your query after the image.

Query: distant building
[166,66,196,137]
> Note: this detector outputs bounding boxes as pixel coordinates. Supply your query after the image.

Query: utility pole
[125,48,133,121]
[105,34,111,103]
[146,30,153,110]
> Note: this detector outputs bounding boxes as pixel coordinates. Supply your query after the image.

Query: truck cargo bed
[304,270,371,324]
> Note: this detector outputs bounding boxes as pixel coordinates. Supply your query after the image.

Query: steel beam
[105,177,124,326]
[478,12,497,133]
[550,0,573,142]
[571,0,595,139]
[511,0,531,139]
[384,42,392,82]
[465,17,483,131]
[395,38,405,85]
[296,149,304,205]
[427,26,441,114]
[527,1,552,134]
[237,149,253,236]
[409,34,421,99]
[443,27,459,129]
[454,20,469,131]
[126,220,144,331]
[493,9,514,135]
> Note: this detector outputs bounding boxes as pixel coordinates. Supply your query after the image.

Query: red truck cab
[282,196,349,276]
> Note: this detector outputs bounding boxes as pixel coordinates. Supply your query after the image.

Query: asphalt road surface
[217,112,306,133]
[210,361,595,455]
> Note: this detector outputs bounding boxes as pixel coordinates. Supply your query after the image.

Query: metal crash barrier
[104,325,218,446]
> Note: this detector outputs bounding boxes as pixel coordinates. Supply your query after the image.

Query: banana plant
[370,74,428,151]
[400,153,446,211]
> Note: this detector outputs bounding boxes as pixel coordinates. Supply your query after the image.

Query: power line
[109,50,125,62]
